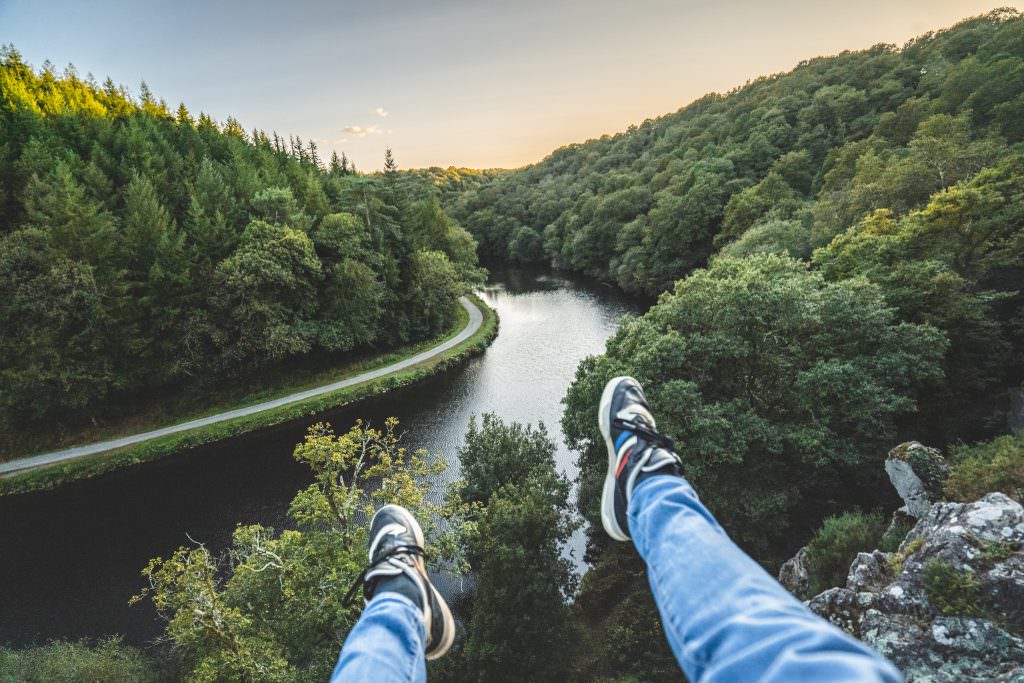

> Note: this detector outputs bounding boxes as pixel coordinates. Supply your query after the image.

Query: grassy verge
[0,295,498,496]
[3,300,475,459]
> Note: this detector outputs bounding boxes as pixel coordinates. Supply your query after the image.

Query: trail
[0,296,483,476]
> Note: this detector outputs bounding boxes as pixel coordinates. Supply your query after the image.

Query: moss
[886,537,925,575]
[977,539,1022,567]
[888,441,949,499]
[923,558,987,618]
[0,296,498,496]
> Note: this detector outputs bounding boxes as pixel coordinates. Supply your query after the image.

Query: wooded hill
[0,49,482,441]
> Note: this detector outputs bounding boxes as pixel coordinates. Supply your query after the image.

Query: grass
[0,295,498,496]
[2,301,473,460]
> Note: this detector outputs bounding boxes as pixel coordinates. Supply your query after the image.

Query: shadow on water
[0,266,642,646]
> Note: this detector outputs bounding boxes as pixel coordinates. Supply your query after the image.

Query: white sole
[599,377,632,542]
[376,504,456,660]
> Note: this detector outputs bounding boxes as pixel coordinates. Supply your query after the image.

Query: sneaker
[347,504,456,660]
[598,376,683,541]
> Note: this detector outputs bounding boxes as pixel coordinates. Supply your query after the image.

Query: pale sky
[0,1,1019,170]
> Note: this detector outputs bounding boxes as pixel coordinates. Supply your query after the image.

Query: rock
[886,441,950,517]
[804,493,1024,682]
[778,546,810,598]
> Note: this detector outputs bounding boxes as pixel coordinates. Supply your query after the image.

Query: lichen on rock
[886,441,950,517]
[800,493,1024,682]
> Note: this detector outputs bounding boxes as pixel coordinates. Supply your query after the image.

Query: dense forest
[0,48,482,450]
[450,9,1024,681]
[4,9,1024,683]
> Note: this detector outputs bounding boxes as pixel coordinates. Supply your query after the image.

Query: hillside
[2,9,1024,683]
[0,48,483,451]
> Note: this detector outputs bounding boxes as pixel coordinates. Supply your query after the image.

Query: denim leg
[628,475,903,683]
[330,593,426,683]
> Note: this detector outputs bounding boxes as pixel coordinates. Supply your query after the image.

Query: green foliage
[564,254,945,560]
[922,559,987,617]
[457,414,563,506]
[879,516,916,553]
[0,295,498,495]
[0,638,173,683]
[136,419,468,682]
[445,415,579,683]
[0,50,482,436]
[569,543,679,683]
[446,10,1024,295]
[804,511,888,596]
[945,433,1024,502]
[886,537,925,576]
[717,218,811,260]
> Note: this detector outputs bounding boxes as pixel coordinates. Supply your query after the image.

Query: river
[0,266,642,646]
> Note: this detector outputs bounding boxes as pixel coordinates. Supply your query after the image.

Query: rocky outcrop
[885,441,950,518]
[806,493,1024,682]
[778,546,810,597]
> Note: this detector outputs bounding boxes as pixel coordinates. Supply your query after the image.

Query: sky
[1,0,1020,170]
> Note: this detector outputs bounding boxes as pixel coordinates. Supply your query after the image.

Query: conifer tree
[383,146,398,174]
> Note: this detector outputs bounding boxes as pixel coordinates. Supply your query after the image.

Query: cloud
[333,138,348,144]
[342,124,383,137]
[375,107,388,117]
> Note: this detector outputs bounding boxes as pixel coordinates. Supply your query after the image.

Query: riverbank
[0,295,498,496]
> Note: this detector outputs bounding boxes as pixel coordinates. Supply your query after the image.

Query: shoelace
[612,417,676,452]
[343,544,427,606]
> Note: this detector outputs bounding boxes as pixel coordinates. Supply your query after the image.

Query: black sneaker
[345,504,456,660]
[598,376,683,541]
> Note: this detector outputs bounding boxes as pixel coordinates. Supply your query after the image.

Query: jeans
[331,593,426,683]
[630,474,902,683]
[331,474,903,683]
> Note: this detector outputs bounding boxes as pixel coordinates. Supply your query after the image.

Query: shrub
[945,434,1024,502]
[804,511,888,595]
[878,515,916,553]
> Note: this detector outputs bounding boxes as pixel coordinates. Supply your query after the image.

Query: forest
[0,49,483,454]
[451,8,1024,680]
[3,8,1024,683]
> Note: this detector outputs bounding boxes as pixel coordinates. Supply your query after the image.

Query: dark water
[0,267,641,646]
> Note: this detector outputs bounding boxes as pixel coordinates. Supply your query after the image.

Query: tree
[383,146,397,174]
[403,250,462,340]
[448,415,578,683]
[137,419,465,682]
[564,254,947,561]
[212,220,323,368]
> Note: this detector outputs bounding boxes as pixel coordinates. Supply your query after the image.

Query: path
[0,296,483,475]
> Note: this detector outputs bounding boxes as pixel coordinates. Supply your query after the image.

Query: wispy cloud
[343,124,383,137]
[375,107,388,117]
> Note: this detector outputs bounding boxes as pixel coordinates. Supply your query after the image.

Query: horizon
[1,1,1020,171]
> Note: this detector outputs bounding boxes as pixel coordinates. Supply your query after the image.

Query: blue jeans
[331,475,903,683]
[331,593,426,683]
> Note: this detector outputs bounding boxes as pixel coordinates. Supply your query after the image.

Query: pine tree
[176,103,193,126]
[383,146,398,174]
[308,140,321,169]
[329,150,342,174]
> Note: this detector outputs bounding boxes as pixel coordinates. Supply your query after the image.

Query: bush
[804,511,888,595]
[0,638,169,683]
[945,434,1024,502]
